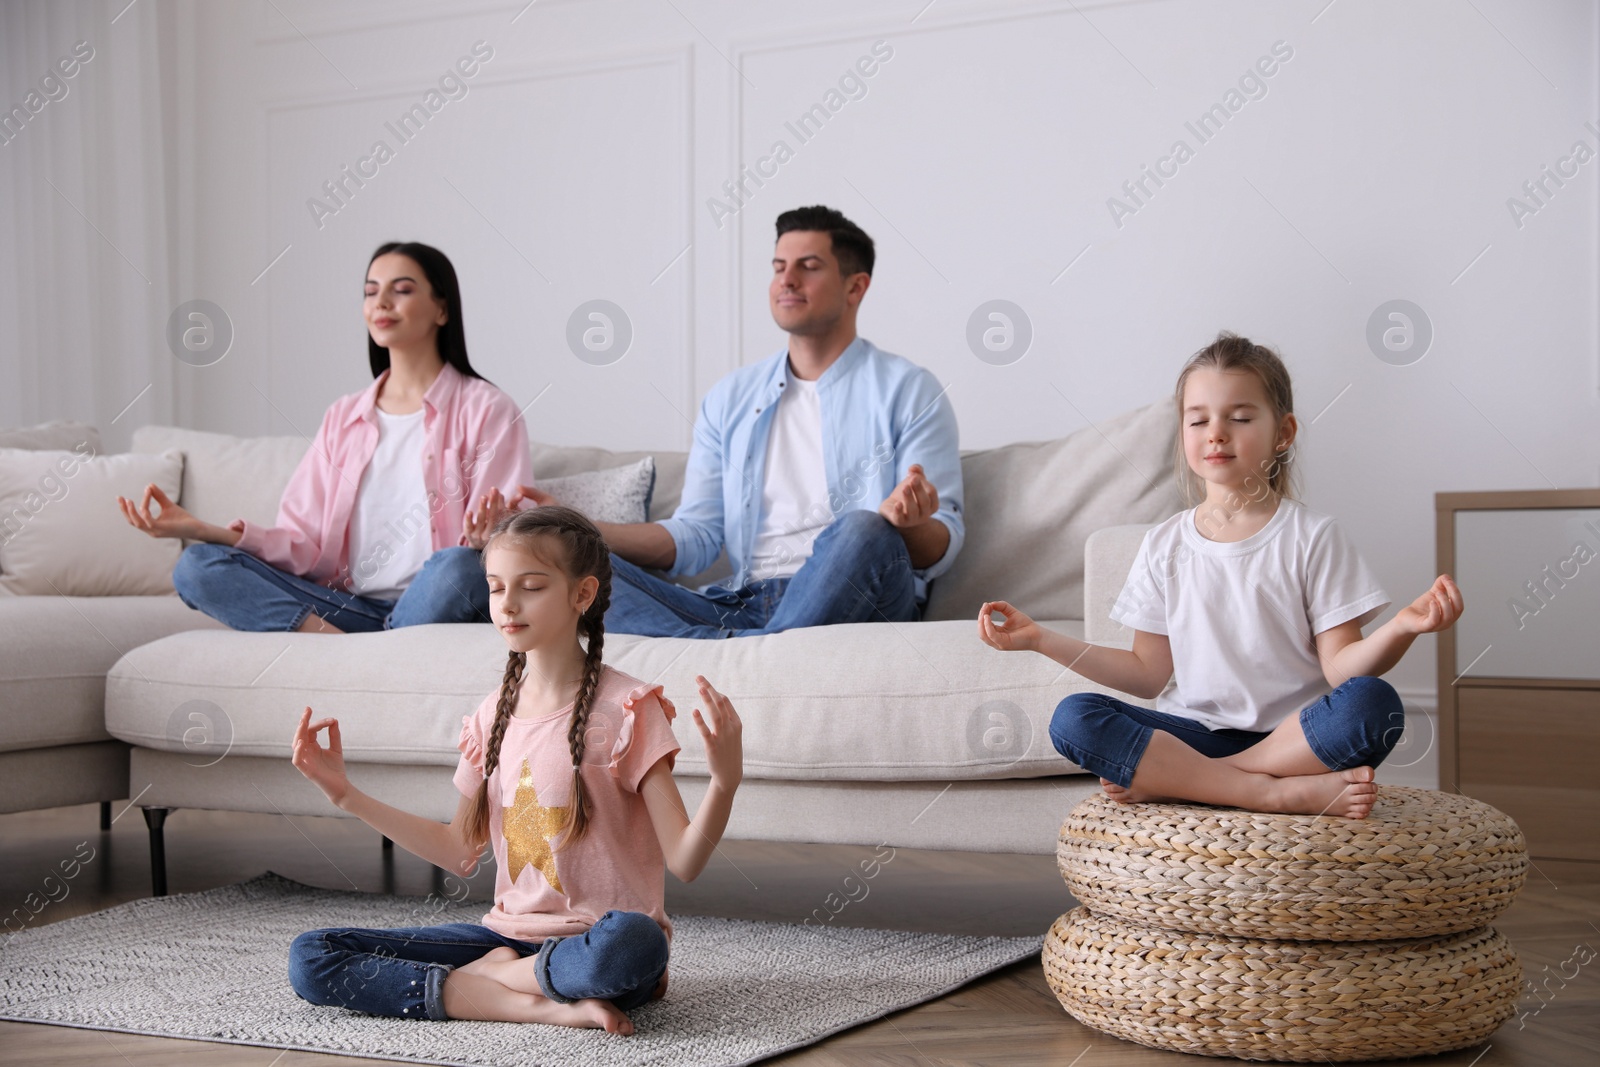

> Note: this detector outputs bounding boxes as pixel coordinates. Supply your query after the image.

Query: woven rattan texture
[1057,786,1528,941]
[1043,907,1521,1062]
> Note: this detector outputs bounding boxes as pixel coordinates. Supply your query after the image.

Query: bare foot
[651,967,669,1001]
[441,970,634,1032]
[1099,777,1175,805]
[534,997,633,1034]
[506,991,635,1033]
[1268,767,1377,819]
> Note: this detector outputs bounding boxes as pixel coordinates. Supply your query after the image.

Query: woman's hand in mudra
[117,483,201,541]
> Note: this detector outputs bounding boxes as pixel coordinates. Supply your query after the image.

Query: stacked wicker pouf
[1043,786,1528,1062]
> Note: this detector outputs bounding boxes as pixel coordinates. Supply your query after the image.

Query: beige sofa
[0,404,1180,894]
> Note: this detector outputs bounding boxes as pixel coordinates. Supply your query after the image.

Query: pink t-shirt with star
[452,664,681,943]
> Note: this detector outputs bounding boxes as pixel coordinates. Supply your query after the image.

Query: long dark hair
[463,506,613,854]
[366,241,483,381]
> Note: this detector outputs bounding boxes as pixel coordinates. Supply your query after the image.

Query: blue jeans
[172,543,491,633]
[288,910,670,1019]
[1049,676,1405,788]
[605,509,921,638]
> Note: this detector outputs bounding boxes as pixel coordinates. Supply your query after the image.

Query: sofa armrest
[1083,524,1154,646]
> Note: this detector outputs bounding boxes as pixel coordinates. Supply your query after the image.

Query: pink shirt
[453,666,682,943]
[230,363,532,589]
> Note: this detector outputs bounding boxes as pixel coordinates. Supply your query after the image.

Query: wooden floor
[1,801,1595,1066]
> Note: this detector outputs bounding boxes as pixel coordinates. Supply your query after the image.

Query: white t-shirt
[1109,499,1389,733]
[748,366,835,581]
[346,408,433,601]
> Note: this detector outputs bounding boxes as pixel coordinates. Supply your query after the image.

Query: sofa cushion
[0,420,102,455]
[0,448,185,596]
[922,400,1183,623]
[131,425,308,533]
[104,619,1109,782]
[0,595,225,752]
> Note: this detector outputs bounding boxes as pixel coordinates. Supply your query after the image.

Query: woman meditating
[118,241,532,632]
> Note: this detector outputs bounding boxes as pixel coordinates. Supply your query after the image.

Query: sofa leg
[100,801,111,831]
[381,835,393,852]
[143,807,170,897]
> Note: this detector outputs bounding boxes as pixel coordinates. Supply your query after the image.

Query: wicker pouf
[1044,907,1522,1062]
[1058,786,1528,941]
[1046,787,1529,1061]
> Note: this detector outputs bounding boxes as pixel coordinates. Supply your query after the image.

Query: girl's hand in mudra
[978,600,1040,653]
[1395,574,1464,635]
[692,676,742,791]
[463,487,514,549]
[292,707,351,806]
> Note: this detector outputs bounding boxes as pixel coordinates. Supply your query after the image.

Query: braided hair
[463,505,612,853]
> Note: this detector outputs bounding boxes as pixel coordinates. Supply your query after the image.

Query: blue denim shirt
[658,337,964,602]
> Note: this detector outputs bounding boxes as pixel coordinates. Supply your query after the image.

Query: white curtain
[0,0,177,452]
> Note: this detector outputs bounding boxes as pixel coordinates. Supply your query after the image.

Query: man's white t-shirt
[1109,499,1389,733]
[748,366,835,581]
[347,408,433,601]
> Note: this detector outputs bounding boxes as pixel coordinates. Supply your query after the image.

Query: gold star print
[501,757,570,894]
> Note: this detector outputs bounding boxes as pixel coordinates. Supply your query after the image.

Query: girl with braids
[287,505,744,1035]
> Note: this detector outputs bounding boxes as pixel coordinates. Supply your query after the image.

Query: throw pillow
[536,457,655,525]
[0,447,185,596]
[531,443,685,522]
[0,421,103,574]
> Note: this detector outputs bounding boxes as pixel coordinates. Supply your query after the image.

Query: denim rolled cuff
[423,963,452,1021]
[534,936,572,1004]
[1049,712,1152,790]
[1298,703,1341,771]
[1094,720,1151,790]
[1298,678,1404,772]
[285,603,314,634]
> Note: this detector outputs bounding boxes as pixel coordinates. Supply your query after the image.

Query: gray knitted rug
[0,872,1041,1067]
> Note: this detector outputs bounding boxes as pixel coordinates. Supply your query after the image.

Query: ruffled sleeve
[606,708,637,779]
[452,696,493,799]
[606,678,680,791]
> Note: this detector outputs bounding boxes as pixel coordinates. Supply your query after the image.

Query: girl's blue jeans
[1049,676,1405,788]
[171,543,490,632]
[288,910,670,1019]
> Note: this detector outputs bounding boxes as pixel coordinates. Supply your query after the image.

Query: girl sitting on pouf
[980,332,1462,819]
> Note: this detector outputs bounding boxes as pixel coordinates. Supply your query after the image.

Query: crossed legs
[1050,677,1404,819]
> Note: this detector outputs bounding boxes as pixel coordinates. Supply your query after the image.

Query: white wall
[3,0,1597,714]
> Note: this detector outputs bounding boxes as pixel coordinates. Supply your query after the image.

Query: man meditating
[516,205,964,638]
